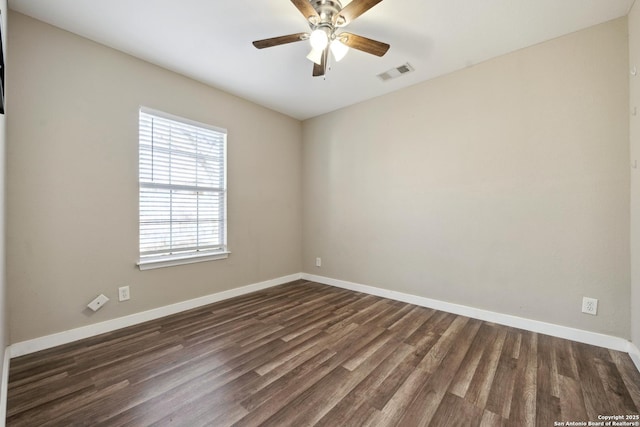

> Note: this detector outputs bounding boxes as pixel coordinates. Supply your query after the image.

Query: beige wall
[302,18,630,337]
[6,12,302,343]
[4,11,634,345]
[630,2,640,349]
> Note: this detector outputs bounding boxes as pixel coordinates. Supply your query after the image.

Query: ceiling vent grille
[377,63,414,81]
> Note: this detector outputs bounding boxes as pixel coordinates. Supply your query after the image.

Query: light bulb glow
[310,29,329,50]
[330,39,349,62]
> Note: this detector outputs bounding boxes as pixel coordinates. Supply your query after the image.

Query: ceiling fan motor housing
[310,0,344,26]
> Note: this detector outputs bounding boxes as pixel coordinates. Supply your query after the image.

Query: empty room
[0,0,639,425]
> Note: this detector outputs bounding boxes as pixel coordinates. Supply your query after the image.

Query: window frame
[137,107,229,270]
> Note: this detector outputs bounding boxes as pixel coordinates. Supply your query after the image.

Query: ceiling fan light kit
[330,38,349,61]
[252,0,390,77]
[306,47,324,65]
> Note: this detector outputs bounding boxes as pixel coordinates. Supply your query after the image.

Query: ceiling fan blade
[291,0,320,22]
[252,33,309,49]
[340,32,390,57]
[312,48,328,77]
[335,0,383,25]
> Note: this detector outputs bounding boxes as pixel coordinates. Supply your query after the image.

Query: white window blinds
[139,108,227,267]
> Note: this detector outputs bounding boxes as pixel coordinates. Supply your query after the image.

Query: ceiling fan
[252,0,390,77]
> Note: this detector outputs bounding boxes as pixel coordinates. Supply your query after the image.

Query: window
[138,107,228,269]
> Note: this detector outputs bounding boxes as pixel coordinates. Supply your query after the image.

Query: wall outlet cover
[118,286,130,302]
[582,297,598,315]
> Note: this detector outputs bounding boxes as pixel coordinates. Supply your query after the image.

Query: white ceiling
[8,0,636,120]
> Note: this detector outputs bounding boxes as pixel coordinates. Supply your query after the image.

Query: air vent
[377,63,414,81]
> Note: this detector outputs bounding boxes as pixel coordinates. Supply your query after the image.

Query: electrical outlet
[118,286,130,302]
[315,257,322,267]
[582,297,598,315]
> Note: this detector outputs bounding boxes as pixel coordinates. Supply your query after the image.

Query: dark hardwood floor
[6,280,640,426]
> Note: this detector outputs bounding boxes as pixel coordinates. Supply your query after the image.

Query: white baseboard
[629,342,640,373]
[9,273,302,358]
[7,271,638,374]
[0,347,9,427]
[302,273,632,353]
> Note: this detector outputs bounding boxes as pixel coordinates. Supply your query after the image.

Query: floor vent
[377,63,414,81]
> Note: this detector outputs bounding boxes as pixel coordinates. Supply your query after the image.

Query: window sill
[137,251,230,270]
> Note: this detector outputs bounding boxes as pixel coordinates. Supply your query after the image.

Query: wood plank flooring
[7,280,640,426]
